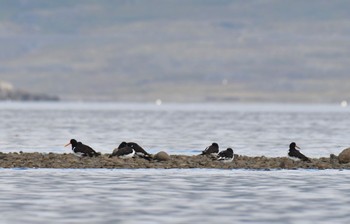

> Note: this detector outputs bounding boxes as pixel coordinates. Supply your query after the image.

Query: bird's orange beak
[296,145,300,149]
[64,142,71,147]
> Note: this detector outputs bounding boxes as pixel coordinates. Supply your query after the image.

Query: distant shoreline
[0,152,346,169]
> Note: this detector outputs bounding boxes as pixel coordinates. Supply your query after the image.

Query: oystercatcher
[126,142,152,160]
[109,142,135,158]
[288,142,311,162]
[64,139,100,157]
[217,148,234,163]
[201,142,219,156]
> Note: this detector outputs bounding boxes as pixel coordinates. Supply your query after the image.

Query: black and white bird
[288,142,311,162]
[109,142,135,158]
[201,142,219,156]
[126,142,151,159]
[64,139,100,157]
[217,148,234,163]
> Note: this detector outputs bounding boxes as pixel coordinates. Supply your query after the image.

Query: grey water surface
[0,102,349,157]
[1,169,350,224]
[0,102,350,223]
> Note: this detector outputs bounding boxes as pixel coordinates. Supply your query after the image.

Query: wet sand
[0,152,347,169]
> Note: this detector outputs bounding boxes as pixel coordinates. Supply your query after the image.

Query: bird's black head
[226,148,233,153]
[289,142,299,149]
[118,142,127,149]
[212,143,219,148]
[65,139,78,148]
[70,139,78,146]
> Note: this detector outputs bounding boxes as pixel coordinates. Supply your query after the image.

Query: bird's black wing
[81,143,99,157]
[290,150,311,162]
[110,147,133,158]
[201,145,218,155]
[127,142,150,155]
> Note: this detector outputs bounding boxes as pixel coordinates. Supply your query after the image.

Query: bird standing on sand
[64,139,100,157]
[288,142,311,162]
[201,143,219,156]
[109,142,135,158]
[217,148,234,163]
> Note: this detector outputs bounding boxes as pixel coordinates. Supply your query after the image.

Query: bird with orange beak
[65,139,100,157]
[288,142,311,162]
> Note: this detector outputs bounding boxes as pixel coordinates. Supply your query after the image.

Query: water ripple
[0,169,350,223]
[0,102,349,158]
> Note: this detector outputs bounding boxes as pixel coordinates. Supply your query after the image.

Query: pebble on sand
[154,151,170,161]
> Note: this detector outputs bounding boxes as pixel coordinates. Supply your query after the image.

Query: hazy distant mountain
[0,81,59,101]
[0,0,349,102]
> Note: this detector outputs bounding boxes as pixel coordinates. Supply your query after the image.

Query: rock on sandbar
[338,147,350,164]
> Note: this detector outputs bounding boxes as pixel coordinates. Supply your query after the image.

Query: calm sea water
[0,102,350,223]
[0,102,349,157]
[1,169,350,224]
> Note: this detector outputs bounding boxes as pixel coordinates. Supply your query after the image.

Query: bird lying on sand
[217,148,234,163]
[109,142,135,158]
[200,142,219,156]
[126,142,152,160]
